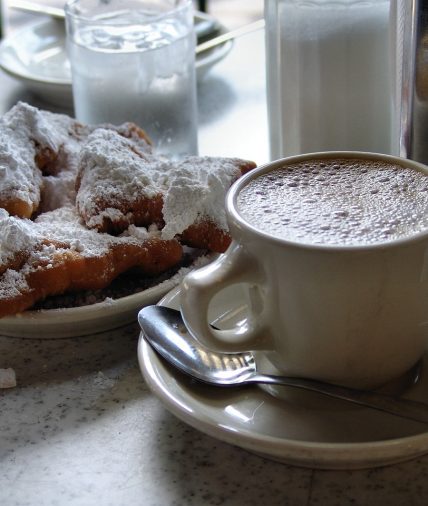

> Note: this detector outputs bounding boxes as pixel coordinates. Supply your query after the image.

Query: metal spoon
[8,0,65,19]
[138,305,428,424]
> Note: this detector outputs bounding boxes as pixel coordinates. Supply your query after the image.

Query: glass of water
[65,0,198,158]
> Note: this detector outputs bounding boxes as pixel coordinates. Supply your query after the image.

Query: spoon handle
[8,0,65,18]
[251,373,428,424]
[195,19,265,54]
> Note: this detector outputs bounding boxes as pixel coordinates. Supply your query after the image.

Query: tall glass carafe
[265,0,398,160]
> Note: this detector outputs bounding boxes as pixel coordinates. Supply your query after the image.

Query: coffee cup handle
[180,241,273,352]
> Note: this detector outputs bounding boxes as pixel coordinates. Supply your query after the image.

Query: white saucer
[0,257,210,339]
[0,16,233,107]
[138,284,428,469]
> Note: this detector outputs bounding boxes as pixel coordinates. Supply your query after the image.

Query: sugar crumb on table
[0,368,17,389]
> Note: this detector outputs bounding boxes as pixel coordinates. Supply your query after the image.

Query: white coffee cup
[180,152,428,390]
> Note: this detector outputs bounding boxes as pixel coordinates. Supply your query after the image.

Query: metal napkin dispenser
[396,0,428,163]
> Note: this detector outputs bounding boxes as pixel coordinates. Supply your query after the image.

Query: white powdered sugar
[161,156,245,239]
[125,223,161,240]
[0,268,30,300]
[0,205,166,303]
[2,101,75,155]
[0,102,79,214]
[39,173,77,212]
[0,209,39,267]
[0,103,154,216]
[0,121,42,213]
[33,206,159,257]
[155,251,214,290]
[76,128,163,228]
[0,368,16,389]
[76,129,246,236]
[0,204,160,269]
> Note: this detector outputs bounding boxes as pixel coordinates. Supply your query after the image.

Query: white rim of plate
[0,16,233,87]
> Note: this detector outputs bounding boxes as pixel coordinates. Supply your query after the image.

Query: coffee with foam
[237,158,428,246]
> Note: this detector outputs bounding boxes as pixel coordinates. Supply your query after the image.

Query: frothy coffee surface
[237,158,428,246]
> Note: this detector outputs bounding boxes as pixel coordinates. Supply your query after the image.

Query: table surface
[1,13,428,506]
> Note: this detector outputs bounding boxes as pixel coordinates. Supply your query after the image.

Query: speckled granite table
[3,327,428,506]
[2,18,428,506]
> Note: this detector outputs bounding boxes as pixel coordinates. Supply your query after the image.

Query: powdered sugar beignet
[76,129,256,251]
[0,206,182,318]
[0,102,152,218]
[0,102,256,317]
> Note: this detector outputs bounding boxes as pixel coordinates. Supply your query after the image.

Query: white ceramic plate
[0,15,233,107]
[138,284,428,469]
[0,257,211,339]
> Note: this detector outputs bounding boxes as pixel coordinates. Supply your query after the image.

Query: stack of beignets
[0,102,256,317]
